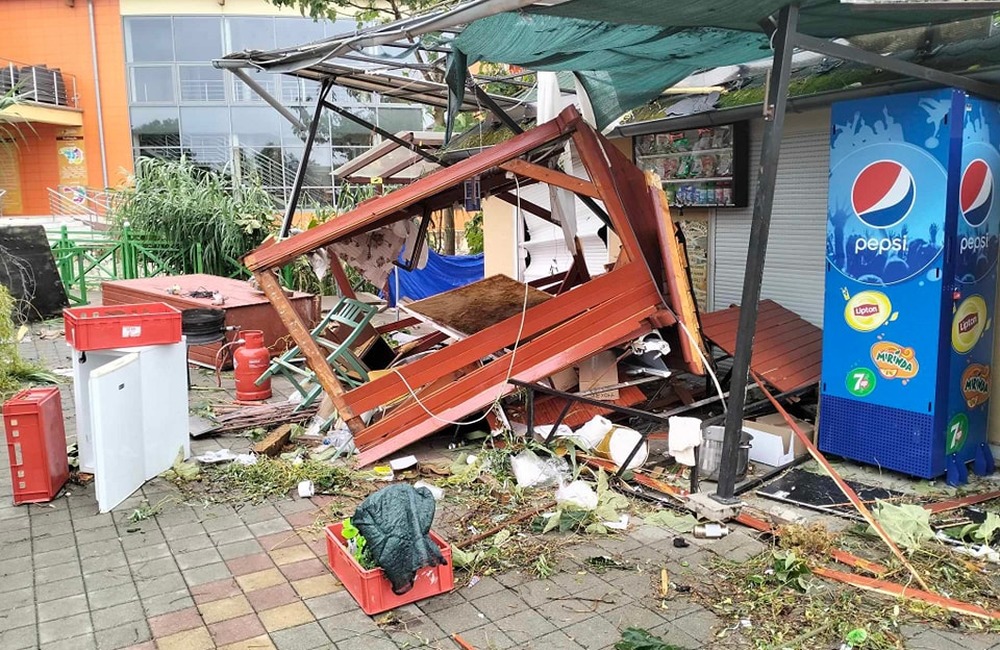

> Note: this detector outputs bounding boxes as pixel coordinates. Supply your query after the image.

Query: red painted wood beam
[245,106,582,271]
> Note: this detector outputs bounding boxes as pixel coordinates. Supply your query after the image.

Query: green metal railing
[50,225,204,305]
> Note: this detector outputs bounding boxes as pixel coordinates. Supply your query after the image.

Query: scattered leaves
[871,502,934,552]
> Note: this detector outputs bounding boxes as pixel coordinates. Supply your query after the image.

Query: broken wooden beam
[252,423,293,457]
[752,374,932,592]
[813,567,1000,621]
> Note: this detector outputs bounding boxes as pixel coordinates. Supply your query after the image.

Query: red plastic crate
[64,303,182,351]
[2,387,69,505]
[325,522,453,615]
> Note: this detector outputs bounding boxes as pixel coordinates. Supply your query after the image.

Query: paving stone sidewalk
[2,333,999,649]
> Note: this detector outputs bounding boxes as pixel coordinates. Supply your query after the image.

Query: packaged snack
[662,157,680,179]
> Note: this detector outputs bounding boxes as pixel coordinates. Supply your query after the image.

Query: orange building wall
[0,0,132,214]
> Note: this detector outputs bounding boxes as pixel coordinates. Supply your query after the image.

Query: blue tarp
[387,248,484,307]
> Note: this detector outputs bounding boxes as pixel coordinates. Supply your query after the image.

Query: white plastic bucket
[595,425,648,470]
[572,415,614,450]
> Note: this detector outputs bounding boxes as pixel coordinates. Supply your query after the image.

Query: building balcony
[1,56,82,127]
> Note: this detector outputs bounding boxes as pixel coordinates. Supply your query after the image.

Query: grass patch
[0,285,57,400]
[201,456,355,504]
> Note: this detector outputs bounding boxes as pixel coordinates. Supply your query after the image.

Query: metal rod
[230,68,308,130]
[794,32,1000,102]
[509,379,672,425]
[87,0,109,187]
[715,4,799,502]
[278,80,331,240]
[468,80,524,134]
[322,100,445,165]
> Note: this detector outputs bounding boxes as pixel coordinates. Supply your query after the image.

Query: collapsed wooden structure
[245,106,706,466]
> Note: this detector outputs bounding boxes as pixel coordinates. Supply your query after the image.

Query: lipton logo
[844,290,894,332]
[961,364,991,408]
[854,304,879,317]
[959,313,980,334]
[952,295,989,354]
[871,342,919,380]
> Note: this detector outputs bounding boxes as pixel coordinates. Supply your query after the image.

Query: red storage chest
[2,387,69,505]
[325,522,453,615]
[64,303,182,351]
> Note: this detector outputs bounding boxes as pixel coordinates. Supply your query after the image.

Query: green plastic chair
[257,296,378,411]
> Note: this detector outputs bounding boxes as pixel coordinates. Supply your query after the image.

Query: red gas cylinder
[234,330,272,401]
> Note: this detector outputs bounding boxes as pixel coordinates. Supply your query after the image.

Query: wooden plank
[925,491,1000,514]
[651,178,705,375]
[601,135,668,293]
[375,316,421,334]
[495,190,555,223]
[245,107,581,271]
[570,124,644,265]
[352,285,657,450]
[813,568,1000,621]
[355,302,655,465]
[752,375,931,592]
[255,270,362,431]
[343,264,652,415]
[402,275,551,337]
[498,159,601,199]
[252,424,293,457]
[352,283,658,449]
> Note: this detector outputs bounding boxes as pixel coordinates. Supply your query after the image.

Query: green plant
[111,156,275,278]
[342,517,375,569]
[0,285,56,399]
[615,628,687,650]
[465,211,484,254]
[538,470,630,536]
[749,549,813,593]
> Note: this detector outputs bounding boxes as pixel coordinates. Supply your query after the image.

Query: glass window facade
[124,14,427,204]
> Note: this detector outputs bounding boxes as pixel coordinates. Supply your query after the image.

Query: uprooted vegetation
[700,516,1000,649]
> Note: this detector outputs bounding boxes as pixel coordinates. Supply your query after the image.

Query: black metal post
[322,101,444,165]
[278,80,332,240]
[468,81,525,135]
[714,4,799,502]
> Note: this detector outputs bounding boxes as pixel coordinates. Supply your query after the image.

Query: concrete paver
[3,327,995,650]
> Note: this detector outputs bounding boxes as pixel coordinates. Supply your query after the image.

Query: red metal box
[325,522,454,616]
[2,387,69,505]
[101,275,319,368]
[64,303,181,351]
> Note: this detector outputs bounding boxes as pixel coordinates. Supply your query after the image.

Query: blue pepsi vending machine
[819,88,999,484]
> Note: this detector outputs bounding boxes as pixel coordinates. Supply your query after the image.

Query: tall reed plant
[112,157,276,277]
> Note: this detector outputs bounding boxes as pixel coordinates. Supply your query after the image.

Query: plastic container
[2,387,69,505]
[65,303,182,351]
[325,521,453,615]
[699,425,753,481]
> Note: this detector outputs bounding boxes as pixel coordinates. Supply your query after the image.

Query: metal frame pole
[278,80,332,240]
[230,68,308,131]
[714,4,799,502]
[321,100,444,165]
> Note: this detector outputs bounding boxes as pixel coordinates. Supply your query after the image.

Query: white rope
[388,176,530,426]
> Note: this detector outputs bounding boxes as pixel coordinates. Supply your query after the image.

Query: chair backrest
[329,297,377,331]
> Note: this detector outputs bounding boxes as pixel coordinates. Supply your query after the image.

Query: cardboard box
[578,351,620,400]
[743,415,814,468]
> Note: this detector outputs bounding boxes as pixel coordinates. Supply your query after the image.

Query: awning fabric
[451,0,992,129]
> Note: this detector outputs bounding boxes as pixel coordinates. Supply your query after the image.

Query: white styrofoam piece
[90,353,146,513]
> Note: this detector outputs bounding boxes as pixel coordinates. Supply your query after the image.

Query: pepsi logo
[960,159,994,227]
[852,160,916,229]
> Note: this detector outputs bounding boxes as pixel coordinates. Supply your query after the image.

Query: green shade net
[451,1,992,129]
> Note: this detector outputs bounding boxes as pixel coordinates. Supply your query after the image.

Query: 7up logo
[946,413,969,455]
[846,368,876,397]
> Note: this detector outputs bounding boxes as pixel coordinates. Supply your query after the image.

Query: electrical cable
[388,175,530,426]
